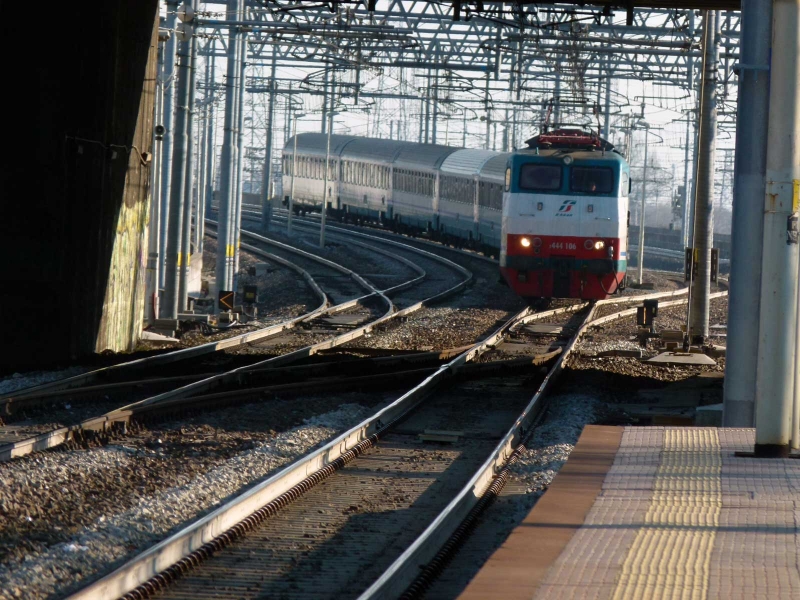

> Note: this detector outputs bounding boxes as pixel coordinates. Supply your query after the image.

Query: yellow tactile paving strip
[610,428,721,600]
[466,427,800,600]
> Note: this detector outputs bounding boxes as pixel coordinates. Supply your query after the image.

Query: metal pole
[146,32,167,324]
[432,73,438,144]
[681,118,692,247]
[502,109,508,152]
[178,17,197,313]
[603,68,612,138]
[261,53,277,233]
[688,112,700,249]
[424,85,431,144]
[462,111,467,148]
[232,29,247,291]
[288,116,300,237]
[196,58,209,255]
[638,129,649,285]
[159,0,180,291]
[418,96,424,144]
[754,0,800,456]
[204,55,217,219]
[320,113,332,249]
[554,62,562,126]
[163,12,193,319]
[484,74,490,150]
[215,0,240,300]
[321,66,329,134]
[723,0,772,428]
[689,10,719,342]
[201,54,216,252]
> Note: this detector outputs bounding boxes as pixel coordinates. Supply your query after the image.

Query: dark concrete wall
[0,2,159,370]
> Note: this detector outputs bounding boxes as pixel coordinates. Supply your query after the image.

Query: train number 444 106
[549,241,577,250]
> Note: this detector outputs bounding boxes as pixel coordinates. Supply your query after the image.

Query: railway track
[58,287,713,600]
[0,224,471,462]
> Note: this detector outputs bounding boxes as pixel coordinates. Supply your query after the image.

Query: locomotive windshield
[570,166,614,194]
[519,164,561,191]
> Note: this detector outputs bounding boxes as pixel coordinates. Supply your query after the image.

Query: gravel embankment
[573,295,727,382]
[0,400,388,600]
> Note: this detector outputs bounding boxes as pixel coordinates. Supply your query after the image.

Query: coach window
[570,166,614,194]
[519,164,562,191]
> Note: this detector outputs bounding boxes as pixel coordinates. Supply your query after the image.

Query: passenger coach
[281,129,630,302]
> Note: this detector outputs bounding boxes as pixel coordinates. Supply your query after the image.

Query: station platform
[461,426,800,599]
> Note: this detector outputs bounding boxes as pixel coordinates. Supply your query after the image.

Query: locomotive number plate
[549,242,577,250]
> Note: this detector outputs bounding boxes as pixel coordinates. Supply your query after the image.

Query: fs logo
[556,199,576,216]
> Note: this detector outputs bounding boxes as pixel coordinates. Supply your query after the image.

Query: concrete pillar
[162,11,194,319]
[688,10,719,341]
[723,0,772,428]
[214,0,240,299]
[754,0,800,456]
[159,0,180,290]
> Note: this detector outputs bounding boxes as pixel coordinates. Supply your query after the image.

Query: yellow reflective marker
[611,429,721,600]
[793,179,799,212]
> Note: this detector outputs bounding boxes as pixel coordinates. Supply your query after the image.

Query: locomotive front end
[500,130,630,301]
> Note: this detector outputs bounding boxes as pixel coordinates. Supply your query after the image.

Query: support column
[162,14,194,319]
[754,0,800,455]
[195,57,209,254]
[723,0,772,427]
[418,95,424,144]
[159,0,180,291]
[637,131,649,285]
[432,73,438,144]
[146,32,167,324]
[232,31,246,290]
[321,66,329,134]
[554,63,562,126]
[603,68,612,139]
[178,17,197,312]
[214,0,240,300]
[202,55,217,223]
[424,85,431,144]
[261,53,276,232]
[688,10,719,342]
[484,74,490,150]
[681,117,692,247]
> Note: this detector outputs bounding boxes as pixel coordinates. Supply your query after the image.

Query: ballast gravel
[423,393,605,598]
[0,403,372,600]
[0,368,87,396]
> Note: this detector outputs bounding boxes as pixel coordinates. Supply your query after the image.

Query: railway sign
[243,285,258,305]
[218,290,235,311]
[685,247,719,282]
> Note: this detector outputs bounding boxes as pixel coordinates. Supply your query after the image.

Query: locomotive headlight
[520,237,532,248]
[594,240,605,250]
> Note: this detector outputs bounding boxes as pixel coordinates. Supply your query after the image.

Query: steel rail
[0,241,329,404]
[64,301,584,600]
[0,222,471,462]
[359,287,729,598]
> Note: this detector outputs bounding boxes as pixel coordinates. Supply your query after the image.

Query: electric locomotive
[500,129,630,301]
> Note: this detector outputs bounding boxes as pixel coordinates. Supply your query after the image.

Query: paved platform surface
[461,426,800,600]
